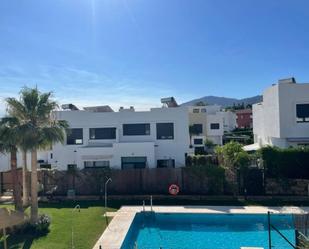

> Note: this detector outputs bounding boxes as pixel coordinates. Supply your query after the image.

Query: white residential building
[188,105,236,153]
[253,78,309,148]
[0,102,190,171]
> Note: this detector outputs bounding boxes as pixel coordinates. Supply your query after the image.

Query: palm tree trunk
[11,148,23,211]
[22,150,29,207]
[30,149,38,222]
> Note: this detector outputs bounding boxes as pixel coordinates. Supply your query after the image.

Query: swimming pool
[121,212,295,249]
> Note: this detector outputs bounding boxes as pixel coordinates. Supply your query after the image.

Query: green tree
[0,117,23,211]
[6,87,68,222]
[215,141,250,194]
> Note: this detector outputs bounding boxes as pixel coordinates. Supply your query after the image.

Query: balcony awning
[243,143,261,151]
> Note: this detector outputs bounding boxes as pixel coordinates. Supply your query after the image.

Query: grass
[0,201,115,249]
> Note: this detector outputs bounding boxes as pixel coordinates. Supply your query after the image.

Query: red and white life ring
[169,184,179,195]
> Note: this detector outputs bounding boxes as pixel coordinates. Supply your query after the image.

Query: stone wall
[266,178,309,196]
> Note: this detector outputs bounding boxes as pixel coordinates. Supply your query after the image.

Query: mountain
[181,95,262,107]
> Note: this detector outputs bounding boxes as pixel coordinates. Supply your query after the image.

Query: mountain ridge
[181,95,262,107]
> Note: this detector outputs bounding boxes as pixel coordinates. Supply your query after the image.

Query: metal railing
[268,211,296,249]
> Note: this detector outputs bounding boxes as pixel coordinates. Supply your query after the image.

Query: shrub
[18,214,51,236]
[260,146,309,179]
[186,155,214,167]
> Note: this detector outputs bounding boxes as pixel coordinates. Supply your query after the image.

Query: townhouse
[188,105,236,154]
[252,78,309,148]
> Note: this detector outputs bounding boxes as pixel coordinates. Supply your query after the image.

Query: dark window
[50,153,53,159]
[193,108,199,113]
[84,161,110,168]
[210,123,220,130]
[67,128,83,145]
[201,108,207,113]
[194,147,206,155]
[156,123,174,140]
[191,124,203,134]
[157,159,175,168]
[296,104,309,123]
[121,157,147,169]
[194,138,203,145]
[123,124,150,136]
[89,128,116,139]
[67,164,77,170]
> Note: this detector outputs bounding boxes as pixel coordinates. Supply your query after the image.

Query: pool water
[121,213,295,249]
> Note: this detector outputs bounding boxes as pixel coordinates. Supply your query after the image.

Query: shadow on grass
[0,234,34,249]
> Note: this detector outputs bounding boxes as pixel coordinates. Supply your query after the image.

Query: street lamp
[71,204,80,249]
[105,178,112,210]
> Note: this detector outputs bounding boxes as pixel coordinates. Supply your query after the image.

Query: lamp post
[105,178,112,210]
[71,204,80,249]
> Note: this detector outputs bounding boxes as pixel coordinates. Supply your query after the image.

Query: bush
[260,146,309,179]
[186,155,214,167]
[18,214,51,236]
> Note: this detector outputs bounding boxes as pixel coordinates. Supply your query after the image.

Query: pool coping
[92,205,309,249]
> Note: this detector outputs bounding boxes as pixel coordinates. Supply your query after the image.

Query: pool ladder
[142,195,153,212]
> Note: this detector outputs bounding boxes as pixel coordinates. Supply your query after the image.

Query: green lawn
[0,201,116,249]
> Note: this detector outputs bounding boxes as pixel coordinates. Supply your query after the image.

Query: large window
[296,104,309,123]
[84,161,110,168]
[210,123,220,130]
[121,157,147,169]
[156,123,174,140]
[157,159,175,168]
[66,128,83,145]
[89,128,116,139]
[191,124,203,134]
[123,123,150,136]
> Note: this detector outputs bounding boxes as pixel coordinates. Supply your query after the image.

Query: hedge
[260,146,309,179]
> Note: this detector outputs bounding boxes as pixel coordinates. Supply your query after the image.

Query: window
[210,123,220,130]
[193,108,200,113]
[121,157,147,169]
[50,153,53,159]
[201,108,207,113]
[123,123,150,136]
[296,104,309,123]
[194,138,203,145]
[157,159,175,168]
[67,128,83,145]
[89,128,116,139]
[156,123,174,140]
[194,147,205,155]
[84,161,110,168]
[67,164,77,170]
[191,124,203,134]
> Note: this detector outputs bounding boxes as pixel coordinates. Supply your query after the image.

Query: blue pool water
[121,212,295,249]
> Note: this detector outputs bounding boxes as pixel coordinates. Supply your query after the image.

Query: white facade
[0,105,190,171]
[253,78,309,148]
[188,105,234,148]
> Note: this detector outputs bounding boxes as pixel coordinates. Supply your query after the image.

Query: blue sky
[1,0,309,114]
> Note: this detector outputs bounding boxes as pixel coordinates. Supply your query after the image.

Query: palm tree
[0,117,23,211]
[21,149,29,207]
[6,87,68,222]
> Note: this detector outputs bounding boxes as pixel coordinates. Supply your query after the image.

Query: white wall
[218,111,237,132]
[49,106,190,170]
[253,81,309,148]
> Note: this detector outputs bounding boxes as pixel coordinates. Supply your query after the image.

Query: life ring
[169,184,179,195]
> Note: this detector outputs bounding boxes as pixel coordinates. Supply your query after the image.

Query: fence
[0,167,227,196]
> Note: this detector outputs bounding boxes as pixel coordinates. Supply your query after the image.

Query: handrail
[270,224,296,249]
[268,211,296,249]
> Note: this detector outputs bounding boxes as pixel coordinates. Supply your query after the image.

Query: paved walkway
[93,205,309,249]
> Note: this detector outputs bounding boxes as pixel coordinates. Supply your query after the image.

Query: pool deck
[92,205,309,249]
